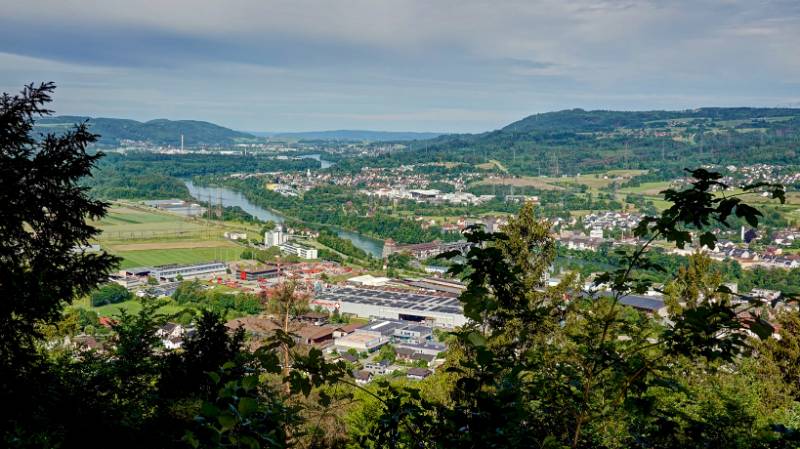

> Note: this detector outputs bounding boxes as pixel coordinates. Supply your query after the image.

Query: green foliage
[358,108,800,177]
[4,82,800,449]
[90,283,133,306]
[375,344,396,364]
[209,178,458,244]
[0,82,120,428]
[173,280,263,315]
[318,229,371,260]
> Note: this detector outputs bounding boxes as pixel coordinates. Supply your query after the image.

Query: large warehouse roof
[315,287,463,316]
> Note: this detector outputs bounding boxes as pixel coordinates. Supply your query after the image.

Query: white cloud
[0,0,797,131]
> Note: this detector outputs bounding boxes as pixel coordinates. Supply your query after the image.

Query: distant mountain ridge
[253,130,443,141]
[385,107,800,175]
[501,107,800,133]
[34,116,255,147]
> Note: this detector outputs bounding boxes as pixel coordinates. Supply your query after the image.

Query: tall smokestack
[180,134,184,151]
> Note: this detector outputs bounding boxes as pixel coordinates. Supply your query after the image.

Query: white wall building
[278,241,318,259]
[265,227,289,247]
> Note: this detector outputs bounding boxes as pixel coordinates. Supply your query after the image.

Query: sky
[1,0,799,133]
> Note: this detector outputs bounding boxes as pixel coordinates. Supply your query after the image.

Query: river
[184,181,384,258]
[297,153,334,169]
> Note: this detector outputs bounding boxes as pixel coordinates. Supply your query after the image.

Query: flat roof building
[279,241,318,260]
[334,332,388,353]
[123,262,226,281]
[151,262,227,280]
[234,264,281,281]
[313,286,466,327]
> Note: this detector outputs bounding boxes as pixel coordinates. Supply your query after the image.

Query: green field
[618,181,672,195]
[115,247,243,269]
[72,298,192,317]
[90,204,258,269]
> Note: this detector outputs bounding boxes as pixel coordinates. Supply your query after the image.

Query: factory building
[234,264,281,281]
[313,286,467,327]
[121,261,227,281]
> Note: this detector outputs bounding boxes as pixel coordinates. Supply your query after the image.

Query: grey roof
[357,319,409,336]
[316,286,463,315]
[406,368,432,377]
[618,295,665,312]
[402,325,433,334]
[352,370,372,380]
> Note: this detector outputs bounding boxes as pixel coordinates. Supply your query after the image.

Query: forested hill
[360,107,800,176]
[501,107,800,133]
[34,116,256,147]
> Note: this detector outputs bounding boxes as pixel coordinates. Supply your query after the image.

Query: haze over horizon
[1,0,798,133]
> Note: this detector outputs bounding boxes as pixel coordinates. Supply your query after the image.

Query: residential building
[278,241,318,259]
[353,370,373,385]
[364,360,394,375]
[406,368,432,380]
[265,226,289,247]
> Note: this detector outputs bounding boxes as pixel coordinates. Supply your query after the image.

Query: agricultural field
[618,181,672,196]
[476,176,565,191]
[476,169,648,194]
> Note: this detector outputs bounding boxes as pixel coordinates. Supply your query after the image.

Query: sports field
[93,204,253,269]
[95,205,212,243]
[114,246,243,269]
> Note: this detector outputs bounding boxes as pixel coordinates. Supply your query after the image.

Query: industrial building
[313,286,467,327]
[150,262,227,280]
[382,239,472,260]
[234,264,281,281]
[121,262,227,281]
[334,332,388,353]
[143,199,206,217]
[403,277,465,295]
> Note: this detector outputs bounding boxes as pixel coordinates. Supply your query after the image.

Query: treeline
[85,151,318,200]
[317,229,371,260]
[173,280,262,315]
[83,168,190,200]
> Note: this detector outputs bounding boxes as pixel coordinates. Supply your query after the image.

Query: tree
[376,344,396,364]
[0,82,119,444]
[172,279,205,304]
[90,283,133,306]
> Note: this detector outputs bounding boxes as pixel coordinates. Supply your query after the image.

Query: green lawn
[72,298,191,317]
[115,247,243,269]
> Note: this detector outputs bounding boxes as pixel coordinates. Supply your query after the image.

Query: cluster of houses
[334,319,444,384]
[668,239,800,269]
[581,211,642,232]
[362,187,495,206]
[723,164,800,189]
